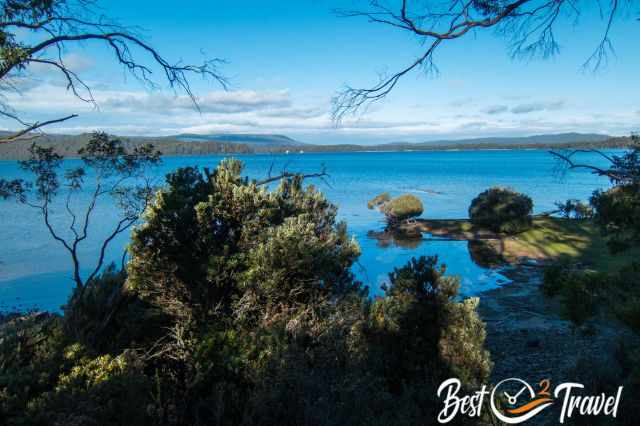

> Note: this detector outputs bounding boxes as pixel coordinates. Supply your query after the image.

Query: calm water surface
[0,150,614,311]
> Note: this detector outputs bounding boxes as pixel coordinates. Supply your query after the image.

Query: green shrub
[127,159,361,325]
[374,256,492,390]
[591,184,640,250]
[541,260,572,297]
[560,273,600,327]
[380,194,424,225]
[0,314,154,425]
[469,187,533,234]
[542,263,602,327]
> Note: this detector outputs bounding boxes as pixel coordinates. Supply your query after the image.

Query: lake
[0,149,614,311]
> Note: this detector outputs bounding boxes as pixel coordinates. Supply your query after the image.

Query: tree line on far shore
[0,132,634,160]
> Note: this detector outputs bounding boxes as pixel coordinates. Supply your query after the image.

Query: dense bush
[468,187,533,234]
[541,262,602,326]
[63,264,158,353]
[542,262,640,424]
[381,194,424,224]
[0,313,154,425]
[368,193,424,227]
[126,159,361,325]
[542,261,640,331]
[376,256,492,389]
[591,184,640,251]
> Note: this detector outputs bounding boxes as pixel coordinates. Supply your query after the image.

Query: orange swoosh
[506,398,553,415]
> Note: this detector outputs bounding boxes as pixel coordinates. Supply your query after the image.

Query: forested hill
[0,132,634,160]
[0,133,254,160]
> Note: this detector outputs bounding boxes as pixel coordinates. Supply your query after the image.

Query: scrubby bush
[381,194,424,224]
[469,187,533,234]
[63,263,158,353]
[368,193,424,227]
[591,184,640,251]
[541,263,602,327]
[0,313,154,425]
[126,159,361,325]
[375,256,492,391]
[543,261,640,331]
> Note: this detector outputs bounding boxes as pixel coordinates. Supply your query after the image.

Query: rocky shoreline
[478,261,636,424]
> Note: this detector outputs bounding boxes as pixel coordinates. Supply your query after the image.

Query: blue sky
[3,0,639,144]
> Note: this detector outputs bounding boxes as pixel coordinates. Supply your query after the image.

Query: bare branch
[0,114,78,144]
[332,0,629,119]
[255,165,330,186]
[0,1,228,141]
[549,149,622,181]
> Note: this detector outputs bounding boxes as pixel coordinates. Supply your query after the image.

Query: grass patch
[410,216,640,272]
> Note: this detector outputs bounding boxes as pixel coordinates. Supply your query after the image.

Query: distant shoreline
[0,133,633,161]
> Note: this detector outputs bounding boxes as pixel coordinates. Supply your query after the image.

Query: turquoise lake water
[0,150,615,311]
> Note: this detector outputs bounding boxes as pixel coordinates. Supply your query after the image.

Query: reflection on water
[367,230,424,250]
[467,239,507,269]
[360,228,511,298]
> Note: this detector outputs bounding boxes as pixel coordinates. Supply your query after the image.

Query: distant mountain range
[0,131,632,160]
[389,133,610,147]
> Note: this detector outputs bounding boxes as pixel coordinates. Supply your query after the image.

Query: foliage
[541,262,602,326]
[468,187,533,234]
[381,194,424,224]
[332,0,628,118]
[554,199,594,219]
[375,256,492,390]
[542,261,640,331]
[63,263,157,353]
[542,261,640,425]
[590,184,640,251]
[126,158,361,325]
[0,313,154,426]
[368,193,423,227]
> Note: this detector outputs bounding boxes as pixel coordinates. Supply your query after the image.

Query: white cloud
[483,105,508,115]
[0,80,637,143]
[511,100,565,114]
[101,90,292,114]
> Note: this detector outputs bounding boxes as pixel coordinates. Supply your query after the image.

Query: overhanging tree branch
[0,114,78,144]
[332,0,629,120]
[0,0,228,142]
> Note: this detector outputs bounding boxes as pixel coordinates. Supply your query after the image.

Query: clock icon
[490,378,554,424]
